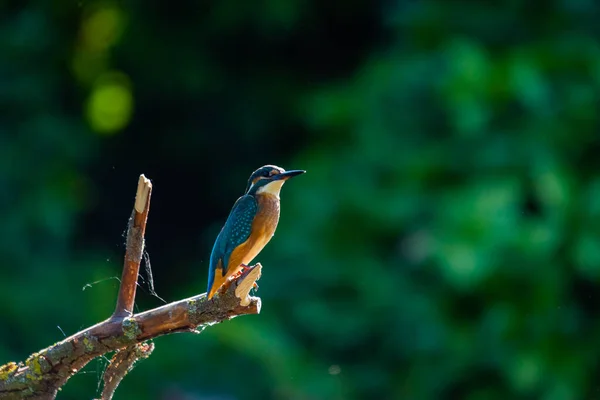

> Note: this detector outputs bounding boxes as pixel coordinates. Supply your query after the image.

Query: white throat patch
[256,179,285,197]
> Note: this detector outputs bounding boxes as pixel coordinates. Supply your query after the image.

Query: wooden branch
[114,175,152,318]
[0,264,261,400]
[99,342,154,400]
[0,175,262,400]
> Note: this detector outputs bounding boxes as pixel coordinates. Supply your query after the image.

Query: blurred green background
[2,0,600,399]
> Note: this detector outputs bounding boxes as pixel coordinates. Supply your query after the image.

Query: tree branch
[0,175,262,400]
[0,264,261,400]
[99,342,154,400]
[114,175,152,318]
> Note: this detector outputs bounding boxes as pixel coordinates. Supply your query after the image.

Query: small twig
[99,342,154,400]
[114,175,152,318]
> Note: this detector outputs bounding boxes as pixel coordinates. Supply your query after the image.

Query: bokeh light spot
[86,72,133,135]
[82,5,125,52]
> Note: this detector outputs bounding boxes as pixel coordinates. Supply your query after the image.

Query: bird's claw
[234,264,250,278]
[223,264,260,297]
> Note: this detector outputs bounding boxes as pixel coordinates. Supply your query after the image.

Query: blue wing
[207,195,258,293]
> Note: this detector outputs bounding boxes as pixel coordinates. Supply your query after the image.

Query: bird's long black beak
[275,169,306,180]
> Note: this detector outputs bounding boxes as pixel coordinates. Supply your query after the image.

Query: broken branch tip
[134,175,152,213]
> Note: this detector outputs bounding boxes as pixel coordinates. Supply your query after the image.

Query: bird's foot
[232,266,248,279]
[232,264,250,278]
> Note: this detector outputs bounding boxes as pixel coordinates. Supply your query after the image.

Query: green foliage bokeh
[2,1,600,399]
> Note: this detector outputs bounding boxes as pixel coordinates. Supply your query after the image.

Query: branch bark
[114,175,152,318]
[99,342,154,400]
[0,175,262,400]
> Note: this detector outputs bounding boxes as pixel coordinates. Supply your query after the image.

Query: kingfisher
[207,165,306,299]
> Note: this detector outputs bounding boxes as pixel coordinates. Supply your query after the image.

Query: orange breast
[227,194,280,272]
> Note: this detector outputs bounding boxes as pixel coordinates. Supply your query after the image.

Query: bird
[206,165,306,299]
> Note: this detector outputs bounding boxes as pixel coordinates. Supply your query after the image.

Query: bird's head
[245,165,305,197]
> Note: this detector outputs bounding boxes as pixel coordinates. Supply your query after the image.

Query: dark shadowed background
[2,0,600,399]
